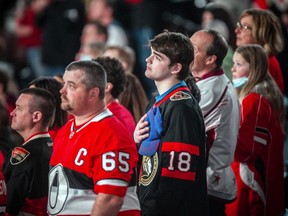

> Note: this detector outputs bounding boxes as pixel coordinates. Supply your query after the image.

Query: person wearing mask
[226,44,285,216]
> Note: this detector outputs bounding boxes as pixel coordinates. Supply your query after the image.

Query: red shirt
[107,101,136,135]
[17,8,42,47]
[269,55,284,93]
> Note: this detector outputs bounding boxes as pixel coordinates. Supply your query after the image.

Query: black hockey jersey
[2,133,52,215]
[138,82,208,216]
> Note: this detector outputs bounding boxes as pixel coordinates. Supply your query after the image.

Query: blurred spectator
[0,103,17,215]
[78,41,106,61]
[103,45,136,74]
[95,56,136,135]
[0,69,18,114]
[87,0,128,46]
[270,0,288,209]
[202,2,237,50]
[122,0,164,99]
[28,77,68,140]
[212,0,252,24]
[201,3,238,81]
[119,73,148,123]
[36,0,85,76]
[80,20,108,45]
[0,103,17,161]
[75,20,107,61]
[103,45,148,123]
[14,0,46,78]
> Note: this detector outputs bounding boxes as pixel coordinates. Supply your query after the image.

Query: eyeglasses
[236,22,252,31]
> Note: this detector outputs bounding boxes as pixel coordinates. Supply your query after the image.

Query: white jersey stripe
[254,136,267,145]
[240,163,266,205]
[96,179,128,187]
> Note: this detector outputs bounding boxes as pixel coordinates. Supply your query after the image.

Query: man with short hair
[190,29,240,216]
[48,60,139,215]
[3,87,56,215]
[134,31,208,216]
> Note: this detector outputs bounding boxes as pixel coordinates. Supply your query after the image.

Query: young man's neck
[155,78,181,95]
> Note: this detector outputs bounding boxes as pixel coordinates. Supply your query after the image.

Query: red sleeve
[92,121,138,197]
[235,93,269,162]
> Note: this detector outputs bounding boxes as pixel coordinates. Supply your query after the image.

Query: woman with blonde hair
[226,44,285,216]
[235,8,284,93]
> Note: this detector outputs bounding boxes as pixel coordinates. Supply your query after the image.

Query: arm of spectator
[91,193,123,216]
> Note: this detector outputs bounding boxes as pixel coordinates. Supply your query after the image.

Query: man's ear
[32,111,42,123]
[105,82,113,93]
[206,55,217,65]
[89,87,100,100]
[171,63,182,75]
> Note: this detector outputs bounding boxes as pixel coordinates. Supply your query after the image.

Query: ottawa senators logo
[10,147,30,165]
[139,153,158,186]
[170,91,191,101]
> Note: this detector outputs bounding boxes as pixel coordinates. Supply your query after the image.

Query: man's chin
[61,103,72,111]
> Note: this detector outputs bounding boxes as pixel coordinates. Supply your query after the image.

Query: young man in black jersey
[134,30,208,216]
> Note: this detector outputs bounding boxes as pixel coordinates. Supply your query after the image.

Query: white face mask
[79,54,93,61]
[233,77,248,88]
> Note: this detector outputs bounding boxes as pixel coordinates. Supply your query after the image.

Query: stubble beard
[61,101,72,112]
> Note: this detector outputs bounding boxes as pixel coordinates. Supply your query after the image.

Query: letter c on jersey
[74,148,87,166]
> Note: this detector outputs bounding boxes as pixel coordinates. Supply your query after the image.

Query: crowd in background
[0,0,288,215]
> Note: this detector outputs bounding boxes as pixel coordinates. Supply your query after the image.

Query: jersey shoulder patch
[10,147,30,165]
[170,91,191,101]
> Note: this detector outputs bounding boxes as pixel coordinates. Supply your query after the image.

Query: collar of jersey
[154,81,189,107]
[70,109,113,134]
[23,132,50,145]
[200,68,224,81]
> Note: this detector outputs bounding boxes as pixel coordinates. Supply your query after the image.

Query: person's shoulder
[242,92,268,109]
[163,90,201,113]
[9,146,32,166]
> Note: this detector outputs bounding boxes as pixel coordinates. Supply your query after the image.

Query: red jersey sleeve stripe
[162,142,200,156]
[162,168,196,181]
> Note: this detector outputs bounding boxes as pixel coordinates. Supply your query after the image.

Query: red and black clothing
[138,81,208,216]
[2,133,52,215]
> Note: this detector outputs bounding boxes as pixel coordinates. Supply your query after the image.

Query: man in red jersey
[48,60,139,216]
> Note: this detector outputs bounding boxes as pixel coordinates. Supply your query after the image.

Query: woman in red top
[235,8,284,93]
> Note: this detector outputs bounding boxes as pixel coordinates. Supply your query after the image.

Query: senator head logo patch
[10,147,30,165]
[139,153,158,186]
[170,91,191,101]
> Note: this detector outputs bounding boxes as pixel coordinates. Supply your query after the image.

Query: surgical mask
[79,54,93,61]
[233,77,248,88]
